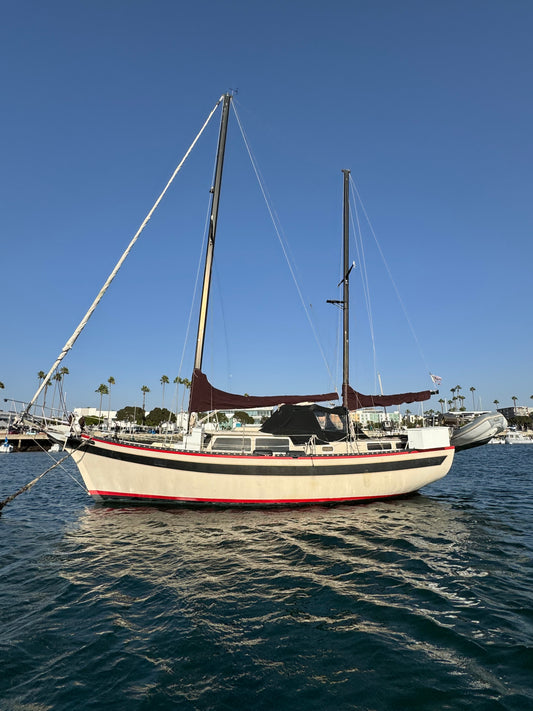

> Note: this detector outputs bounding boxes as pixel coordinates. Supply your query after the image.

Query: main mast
[189,93,232,415]
[193,93,232,372]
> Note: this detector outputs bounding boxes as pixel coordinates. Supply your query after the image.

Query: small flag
[430,374,442,385]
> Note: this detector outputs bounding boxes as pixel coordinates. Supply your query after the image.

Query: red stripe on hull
[89,489,406,504]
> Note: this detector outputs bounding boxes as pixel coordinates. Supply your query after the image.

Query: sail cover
[189,369,339,412]
[346,386,435,409]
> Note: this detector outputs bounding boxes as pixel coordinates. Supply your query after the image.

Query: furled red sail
[346,386,435,410]
[189,369,339,412]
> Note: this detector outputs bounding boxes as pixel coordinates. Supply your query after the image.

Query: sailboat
[32,93,459,505]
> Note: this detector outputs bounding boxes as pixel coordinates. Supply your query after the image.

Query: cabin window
[367,442,392,451]
[211,437,252,452]
[254,437,291,452]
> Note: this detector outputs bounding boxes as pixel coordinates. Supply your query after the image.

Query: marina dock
[1,432,54,452]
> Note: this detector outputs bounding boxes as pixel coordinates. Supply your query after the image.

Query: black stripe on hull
[77,439,448,477]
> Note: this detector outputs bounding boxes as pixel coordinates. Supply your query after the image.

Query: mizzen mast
[327,169,352,410]
[341,169,351,410]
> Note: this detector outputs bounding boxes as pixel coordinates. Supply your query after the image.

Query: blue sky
[1,0,532,415]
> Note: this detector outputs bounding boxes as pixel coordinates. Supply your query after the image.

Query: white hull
[69,434,454,506]
[505,433,533,444]
[489,432,533,444]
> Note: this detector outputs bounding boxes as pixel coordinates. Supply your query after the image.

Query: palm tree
[438,398,445,413]
[493,399,499,410]
[35,370,46,414]
[450,387,456,409]
[58,367,69,414]
[512,396,518,413]
[141,385,150,424]
[470,386,476,410]
[43,380,51,413]
[173,375,182,414]
[160,375,169,409]
[50,372,62,414]
[107,377,115,428]
[95,384,109,420]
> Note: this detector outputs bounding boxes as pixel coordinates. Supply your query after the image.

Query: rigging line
[335,205,344,389]
[334,292,342,391]
[20,95,225,423]
[349,181,379,389]
[0,444,83,512]
[51,458,88,492]
[231,102,336,390]
[175,191,213,387]
[28,434,88,492]
[212,261,232,389]
[333,198,344,389]
[348,175,432,376]
[174,105,227,410]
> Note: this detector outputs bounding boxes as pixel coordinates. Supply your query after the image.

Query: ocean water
[0,447,531,710]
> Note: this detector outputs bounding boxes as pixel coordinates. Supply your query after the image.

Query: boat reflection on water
[63,495,482,629]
